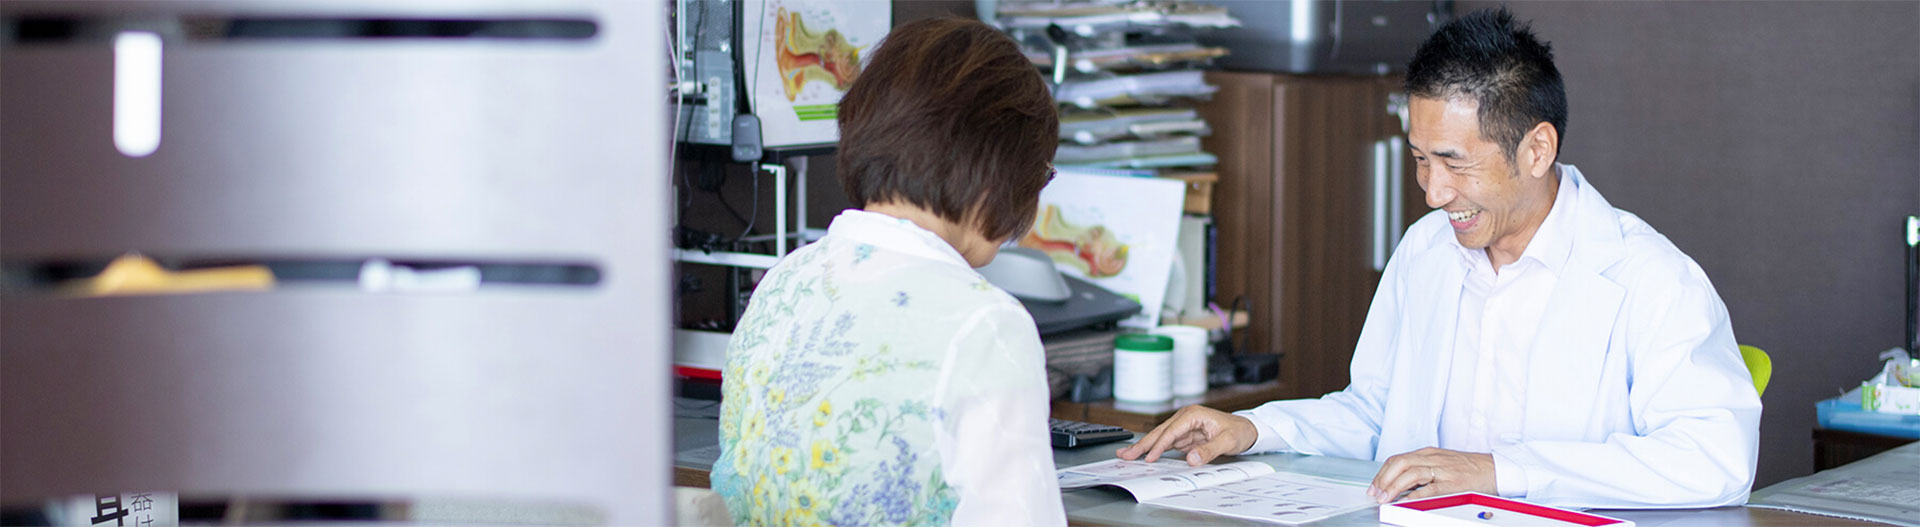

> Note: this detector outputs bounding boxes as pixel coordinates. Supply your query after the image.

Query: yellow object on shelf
[1160,309,1248,331]
[60,254,275,297]
[1739,344,1772,397]
[1163,171,1217,215]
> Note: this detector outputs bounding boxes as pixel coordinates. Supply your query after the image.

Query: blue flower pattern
[715,233,983,527]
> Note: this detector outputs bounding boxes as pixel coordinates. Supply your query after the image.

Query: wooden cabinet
[1198,73,1426,400]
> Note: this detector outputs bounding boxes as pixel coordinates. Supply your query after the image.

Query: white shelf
[673,249,781,269]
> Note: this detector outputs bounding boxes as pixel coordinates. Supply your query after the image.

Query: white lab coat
[1238,165,1762,509]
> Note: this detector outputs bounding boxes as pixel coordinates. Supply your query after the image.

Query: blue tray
[1816,397,1920,439]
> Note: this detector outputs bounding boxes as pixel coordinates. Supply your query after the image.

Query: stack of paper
[994,1,1234,327]
[993,1,1232,173]
[997,2,1240,35]
[1055,136,1204,164]
[1054,70,1219,109]
[1028,43,1231,73]
[1060,108,1210,145]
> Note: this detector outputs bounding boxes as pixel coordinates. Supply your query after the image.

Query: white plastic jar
[1152,325,1212,397]
[1113,333,1174,403]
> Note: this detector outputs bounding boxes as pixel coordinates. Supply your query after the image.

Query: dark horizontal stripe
[6,16,597,44]
[1,256,602,292]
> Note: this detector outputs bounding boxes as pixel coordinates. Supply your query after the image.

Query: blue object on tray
[1816,397,1920,439]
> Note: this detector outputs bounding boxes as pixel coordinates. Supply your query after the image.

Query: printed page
[1108,461,1276,501]
[1057,458,1198,490]
[1056,459,1274,500]
[1750,446,1920,527]
[1145,471,1375,525]
[1794,472,1920,508]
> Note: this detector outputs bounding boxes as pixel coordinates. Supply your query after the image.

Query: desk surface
[1048,445,1881,527]
[673,402,1880,526]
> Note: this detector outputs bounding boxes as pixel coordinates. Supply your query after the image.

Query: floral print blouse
[713,210,1064,526]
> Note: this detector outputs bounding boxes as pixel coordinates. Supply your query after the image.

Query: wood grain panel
[1199,74,1400,401]
[1198,72,1276,364]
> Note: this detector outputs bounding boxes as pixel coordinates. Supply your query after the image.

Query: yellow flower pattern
[742,412,766,440]
[810,439,841,472]
[771,447,797,475]
[715,216,1016,526]
[790,480,822,514]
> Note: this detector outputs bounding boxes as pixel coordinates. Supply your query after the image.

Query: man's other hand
[1113,405,1258,466]
[1368,447,1496,504]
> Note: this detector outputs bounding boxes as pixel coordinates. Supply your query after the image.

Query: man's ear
[1522,121,1559,179]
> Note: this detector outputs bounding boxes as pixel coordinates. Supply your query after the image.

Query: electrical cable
[1225,295,1250,357]
[712,167,754,228]
[734,167,760,246]
[667,4,689,211]
[669,1,763,251]
[743,1,768,249]
[681,166,698,225]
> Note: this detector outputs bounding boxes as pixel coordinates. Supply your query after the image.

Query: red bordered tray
[1380,492,1635,527]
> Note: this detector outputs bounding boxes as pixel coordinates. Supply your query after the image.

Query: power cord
[1222,295,1251,357]
[1204,295,1277,385]
[1219,295,1278,383]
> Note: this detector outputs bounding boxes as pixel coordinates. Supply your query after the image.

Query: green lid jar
[1115,333,1174,352]
[1114,334,1174,402]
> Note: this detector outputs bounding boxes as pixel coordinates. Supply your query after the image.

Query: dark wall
[893,0,977,24]
[1462,0,1920,488]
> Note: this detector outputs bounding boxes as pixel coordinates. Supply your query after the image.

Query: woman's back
[712,210,1061,526]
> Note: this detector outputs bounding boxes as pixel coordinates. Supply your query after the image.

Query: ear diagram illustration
[775,7,863,102]
[1021,204,1131,278]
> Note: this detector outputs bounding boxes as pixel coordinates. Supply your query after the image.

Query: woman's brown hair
[835,17,1058,242]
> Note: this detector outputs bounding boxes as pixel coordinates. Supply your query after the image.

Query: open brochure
[1057,459,1376,524]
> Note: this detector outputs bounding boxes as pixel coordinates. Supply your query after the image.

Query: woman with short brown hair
[712,16,1064,527]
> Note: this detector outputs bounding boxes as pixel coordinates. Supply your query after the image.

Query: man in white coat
[1117,7,1762,509]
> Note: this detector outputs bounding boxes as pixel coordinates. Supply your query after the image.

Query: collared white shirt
[1230,164,1761,508]
[1438,169,1579,497]
[1235,172,1581,497]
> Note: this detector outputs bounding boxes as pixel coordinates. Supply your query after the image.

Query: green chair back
[1739,345,1771,397]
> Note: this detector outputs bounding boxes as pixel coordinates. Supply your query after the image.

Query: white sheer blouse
[712,209,1065,526]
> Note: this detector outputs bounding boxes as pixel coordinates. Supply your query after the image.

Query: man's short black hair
[1405,7,1566,160]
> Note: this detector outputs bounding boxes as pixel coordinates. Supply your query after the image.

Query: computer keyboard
[1049,418,1134,449]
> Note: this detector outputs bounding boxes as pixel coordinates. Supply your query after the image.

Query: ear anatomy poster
[1021,172,1185,327]
[742,0,890,148]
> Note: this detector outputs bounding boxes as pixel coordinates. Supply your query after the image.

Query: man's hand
[1113,405,1258,466]
[1367,447,1496,504]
